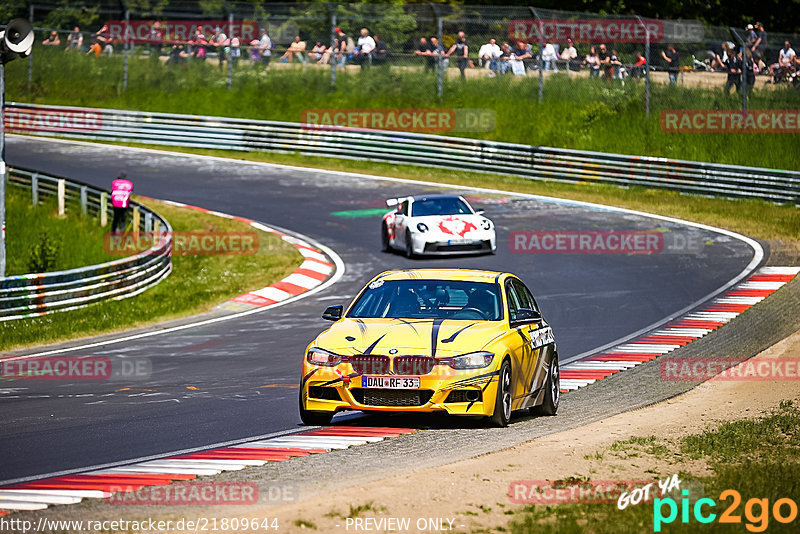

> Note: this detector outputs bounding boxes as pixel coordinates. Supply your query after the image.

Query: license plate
[362,375,420,389]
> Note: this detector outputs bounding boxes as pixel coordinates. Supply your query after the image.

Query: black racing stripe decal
[301,368,318,387]
[441,323,476,344]
[354,319,368,338]
[450,369,500,389]
[430,318,444,358]
[517,328,529,344]
[363,333,387,355]
[396,319,422,336]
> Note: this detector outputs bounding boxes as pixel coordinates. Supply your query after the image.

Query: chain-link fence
[2,2,799,115]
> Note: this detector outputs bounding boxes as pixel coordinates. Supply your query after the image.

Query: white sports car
[381,194,497,257]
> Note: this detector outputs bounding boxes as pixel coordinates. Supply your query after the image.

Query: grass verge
[6,183,116,275]
[6,48,800,170]
[508,401,800,533]
[0,196,303,352]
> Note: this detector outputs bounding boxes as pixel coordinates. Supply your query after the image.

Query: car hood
[413,214,491,237]
[314,317,505,358]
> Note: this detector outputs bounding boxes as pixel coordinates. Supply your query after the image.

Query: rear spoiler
[386,197,409,208]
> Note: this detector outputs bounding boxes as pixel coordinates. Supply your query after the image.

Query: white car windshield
[411,197,472,217]
[348,280,503,321]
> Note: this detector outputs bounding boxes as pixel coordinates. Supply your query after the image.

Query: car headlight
[449,351,494,369]
[306,348,342,367]
[417,223,429,233]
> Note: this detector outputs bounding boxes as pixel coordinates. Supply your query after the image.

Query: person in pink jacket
[111,173,133,232]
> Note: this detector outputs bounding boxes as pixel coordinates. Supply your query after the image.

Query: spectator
[711,42,731,72]
[497,42,513,74]
[166,43,189,65]
[149,21,163,59]
[415,37,433,71]
[598,43,612,81]
[248,39,261,66]
[752,22,767,71]
[310,41,327,63]
[745,24,757,51]
[211,26,230,67]
[354,27,375,68]
[87,37,102,57]
[541,40,558,71]
[724,46,743,92]
[191,26,208,61]
[372,34,388,66]
[42,31,61,46]
[334,28,348,67]
[280,35,307,63]
[610,49,623,79]
[229,37,241,66]
[447,31,469,79]
[94,24,113,56]
[430,37,447,72]
[258,29,272,67]
[510,40,531,75]
[584,46,600,77]
[66,26,82,51]
[560,38,577,70]
[771,40,795,81]
[631,51,647,79]
[661,44,680,85]
[478,38,501,75]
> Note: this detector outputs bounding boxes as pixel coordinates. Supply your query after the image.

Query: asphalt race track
[0,137,759,483]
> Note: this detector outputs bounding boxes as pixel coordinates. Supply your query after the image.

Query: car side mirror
[514,307,542,325]
[475,208,486,215]
[322,305,343,321]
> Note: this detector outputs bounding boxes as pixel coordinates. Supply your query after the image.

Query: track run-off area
[0,136,771,506]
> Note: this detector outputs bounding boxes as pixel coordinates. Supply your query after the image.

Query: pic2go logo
[654,489,799,532]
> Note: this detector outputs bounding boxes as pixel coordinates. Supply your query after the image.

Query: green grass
[5,184,116,275]
[508,402,800,533]
[7,47,800,170]
[0,196,302,352]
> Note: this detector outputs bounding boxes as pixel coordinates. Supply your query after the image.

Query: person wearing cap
[723,45,743,93]
[560,38,577,71]
[334,27,348,67]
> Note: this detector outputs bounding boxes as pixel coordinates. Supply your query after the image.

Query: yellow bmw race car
[299,269,560,427]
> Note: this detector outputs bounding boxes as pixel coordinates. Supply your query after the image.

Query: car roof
[374,269,509,284]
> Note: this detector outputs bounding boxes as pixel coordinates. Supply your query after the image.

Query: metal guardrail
[5,102,799,204]
[1,168,173,321]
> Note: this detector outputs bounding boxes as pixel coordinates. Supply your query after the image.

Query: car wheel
[489,359,512,427]
[299,391,334,426]
[530,353,559,416]
[404,230,415,258]
[381,222,390,252]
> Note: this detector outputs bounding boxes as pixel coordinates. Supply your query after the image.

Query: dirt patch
[258,328,800,533]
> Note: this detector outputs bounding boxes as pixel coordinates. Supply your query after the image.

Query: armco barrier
[1,168,172,321]
[5,102,799,204]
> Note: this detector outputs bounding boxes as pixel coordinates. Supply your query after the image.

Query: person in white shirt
[258,29,272,67]
[355,27,376,68]
[771,40,796,80]
[559,38,577,71]
[479,38,502,74]
[541,40,558,71]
